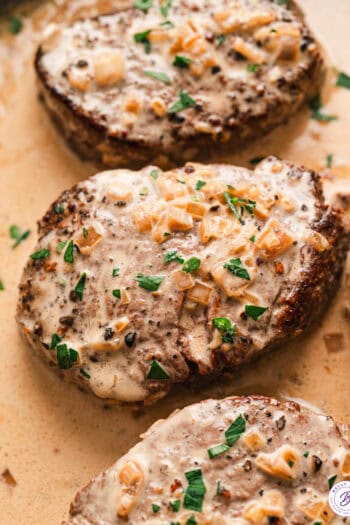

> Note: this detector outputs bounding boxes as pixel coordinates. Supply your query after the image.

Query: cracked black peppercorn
[125,332,137,347]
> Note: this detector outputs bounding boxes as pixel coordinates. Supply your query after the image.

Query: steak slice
[62,395,350,524]
[16,157,347,404]
[35,0,324,168]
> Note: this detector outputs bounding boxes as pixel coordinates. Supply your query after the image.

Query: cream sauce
[0,1,349,524]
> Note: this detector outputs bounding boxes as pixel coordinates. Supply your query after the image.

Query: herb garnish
[326,153,333,169]
[245,305,267,321]
[224,191,256,223]
[9,16,23,35]
[136,273,164,291]
[54,204,65,214]
[160,0,172,17]
[151,503,160,513]
[150,169,159,179]
[309,94,337,122]
[173,55,192,68]
[30,248,50,260]
[164,250,184,264]
[144,70,172,84]
[112,267,120,277]
[169,499,181,512]
[160,20,175,29]
[225,414,246,445]
[169,90,196,113]
[224,258,250,280]
[195,180,206,190]
[83,227,88,238]
[134,29,152,53]
[336,71,350,89]
[147,359,170,379]
[0,280,4,291]
[80,368,91,379]
[207,443,230,459]
[247,63,259,73]
[50,333,62,350]
[135,0,153,11]
[212,317,236,344]
[303,451,310,458]
[328,475,337,489]
[56,241,67,254]
[64,240,74,263]
[182,257,201,273]
[216,34,226,47]
[9,225,31,248]
[112,289,121,298]
[56,344,78,369]
[186,516,197,525]
[183,469,207,512]
[75,272,87,301]
[250,235,256,243]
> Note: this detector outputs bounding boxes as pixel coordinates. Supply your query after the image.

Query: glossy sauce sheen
[0,1,349,524]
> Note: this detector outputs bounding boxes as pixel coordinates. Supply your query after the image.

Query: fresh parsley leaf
[112,267,120,277]
[303,451,310,458]
[112,289,121,298]
[75,272,87,301]
[183,469,207,512]
[136,273,164,291]
[56,241,67,254]
[216,480,221,496]
[54,204,65,214]
[224,258,250,280]
[144,70,172,84]
[225,414,246,446]
[326,153,334,169]
[50,333,62,350]
[56,344,78,370]
[247,63,259,73]
[195,180,206,190]
[169,90,196,113]
[9,16,23,35]
[212,317,236,344]
[135,0,153,11]
[309,94,337,122]
[216,34,226,47]
[186,516,197,525]
[328,475,337,489]
[0,280,4,291]
[207,443,230,459]
[245,305,267,321]
[274,0,289,4]
[173,55,192,68]
[151,503,160,513]
[249,235,256,243]
[169,500,181,512]
[9,225,31,248]
[83,227,88,238]
[224,191,256,223]
[160,0,172,17]
[150,169,159,179]
[336,71,350,89]
[30,248,50,260]
[147,359,169,379]
[134,29,152,53]
[182,257,201,273]
[80,368,91,379]
[164,250,184,264]
[160,20,175,29]
[288,460,295,467]
[64,240,74,263]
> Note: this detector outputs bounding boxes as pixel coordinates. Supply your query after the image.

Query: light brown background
[0,1,349,523]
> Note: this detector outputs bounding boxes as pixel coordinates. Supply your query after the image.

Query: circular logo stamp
[329,481,350,516]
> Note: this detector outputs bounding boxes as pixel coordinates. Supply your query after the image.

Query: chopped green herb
[173,55,192,68]
[169,90,196,113]
[54,204,65,214]
[163,232,171,237]
[247,63,260,73]
[249,156,265,165]
[186,516,197,525]
[249,235,256,243]
[212,317,236,344]
[288,460,295,467]
[326,153,334,169]
[274,0,289,5]
[304,451,310,458]
[9,16,23,35]
[150,169,159,179]
[164,250,184,264]
[245,305,267,321]
[336,71,350,89]
[224,191,256,223]
[160,0,172,17]
[328,475,337,489]
[9,225,31,248]
[147,359,169,379]
[139,187,149,196]
[134,29,152,53]
[112,289,121,299]
[56,241,67,254]
[169,499,181,512]
[136,273,164,291]
[195,180,206,190]
[75,272,87,301]
[216,34,226,47]
[64,240,74,263]
[160,20,175,29]
[135,0,153,11]
[50,333,62,350]
[177,179,186,184]
[224,258,250,280]
[191,195,199,202]
[0,280,4,291]
[208,443,230,459]
[151,503,160,513]
[83,227,88,238]
[112,267,120,277]
[80,368,91,379]
[144,70,172,84]
[182,257,201,273]
[225,414,246,446]
[309,94,337,122]
[184,469,206,512]
[30,248,50,260]
[56,344,78,370]
[216,480,221,496]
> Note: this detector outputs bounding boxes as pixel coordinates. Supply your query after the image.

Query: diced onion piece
[157,176,188,201]
[151,211,170,243]
[297,494,334,522]
[187,281,214,305]
[229,223,256,254]
[242,430,266,451]
[124,97,143,114]
[94,51,125,86]
[171,270,195,291]
[341,452,350,477]
[211,262,253,298]
[214,10,241,34]
[232,37,267,64]
[132,206,152,233]
[115,317,129,332]
[117,461,144,517]
[200,216,233,243]
[67,70,91,92]
[255,445,300,480]
[120,288,130,305]
[75,225,103,255]
[151,98,166,117]
[255,219,294,260]
[186,200,208,219]
[244,490,285,524]
[306,230,330,252]
[168,205,193,231]
[106,182,132,202]
[148,28,169,43]
[242,10,276,30]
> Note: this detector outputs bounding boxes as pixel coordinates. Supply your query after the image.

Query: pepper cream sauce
[0,1,349,524]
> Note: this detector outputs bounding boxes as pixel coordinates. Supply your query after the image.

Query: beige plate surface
[0,1,349,523]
